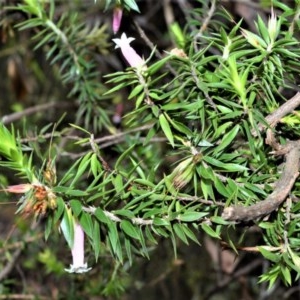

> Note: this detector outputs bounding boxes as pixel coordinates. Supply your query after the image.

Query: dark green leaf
[159,113,174,147]
[201,223,220,239]
[79,213,94,239]
[69,199,82,217]
[173,223,188,244]
[60,208,74,248]
[92,220,101,261]
[178,211,208,222]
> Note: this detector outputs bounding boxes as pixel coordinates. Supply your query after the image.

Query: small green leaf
[201,179,214,200]
[178,211,208,222]
[147,55,172,75]
[115,144,135,169]
[113,174,124,194]
[60,208,74,248]
[53,197,65,223]
[287,247,300,272]
[210,216,230,225]
[108,222,123,262]
[170,22,185,48]
[173,223,188,244]
[258,246,280,263]
[124,237,132,265]
[69,153,92,187]
[114,209,135,218]
[281,266,292,286]
[69,199,82,217]
[153,218,170,226]
[45,216,53,240]
[159,113,174,147]
[121,220,140,240]
[54,186,89,197]
[128,84,143,99]
[95,208,110,224]
[201,223,220,239]
[213,125,240,155]
[90,153,101,177]
[203,156,248,172]
[181,224,200,245]
[145,226,157,245]
[80,213,94,239]
[214,178,230,198]
[124,0,140,12]
[92,220,101,261]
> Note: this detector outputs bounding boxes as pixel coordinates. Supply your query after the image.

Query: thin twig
[0,295,49,300]
[0,248,22,281]
[177,196,225,207]
[84,123,154,146]
[1,101,72,125]
[204,258,263,300]
[0,222,40,282]
[133,19,178,77]
[0,232,43,254]
[90,134,111,171]
[193,0,217,51]
[133,19,163,61]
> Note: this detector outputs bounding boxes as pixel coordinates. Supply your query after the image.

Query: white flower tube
[65,222,91,273]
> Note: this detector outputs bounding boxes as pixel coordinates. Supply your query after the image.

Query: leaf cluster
[1,0,300,291]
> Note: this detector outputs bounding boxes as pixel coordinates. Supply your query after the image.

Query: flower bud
[112,6,123,34]
[170,157,194,190]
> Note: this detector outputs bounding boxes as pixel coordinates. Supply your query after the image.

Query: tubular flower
[112,33,145,69]
[4,183,32,193]
[112,6,123,34]
[65,222,91,273]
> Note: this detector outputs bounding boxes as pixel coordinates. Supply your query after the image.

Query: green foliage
[1,0,300,296]
[13,0,111,131]
[0,123,35,180]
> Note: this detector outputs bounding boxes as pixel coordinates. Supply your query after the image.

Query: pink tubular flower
[4,184,32,193]
[112,6,123,34]
[65,222,91,273]
[112,33,145,69]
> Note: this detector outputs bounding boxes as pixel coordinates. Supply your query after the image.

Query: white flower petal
[113,33,135,49]
[65,263,92,274]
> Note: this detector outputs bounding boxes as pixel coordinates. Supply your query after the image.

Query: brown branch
[254,92,300,136]
[193,0,217,52]
[0,295,49,300]
[0,248,22,282]
[222,141,300,222]
[204,258,263,300]
[1,101,72,125]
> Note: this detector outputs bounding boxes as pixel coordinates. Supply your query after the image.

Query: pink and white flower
[65,222,91,273]
[112,6,123,34]
[112,33,145,69]
[3,183,32,193]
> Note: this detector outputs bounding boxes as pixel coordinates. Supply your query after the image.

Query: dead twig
[1,101,72,125]
[0,248,22,282]
[204,258,263,300]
